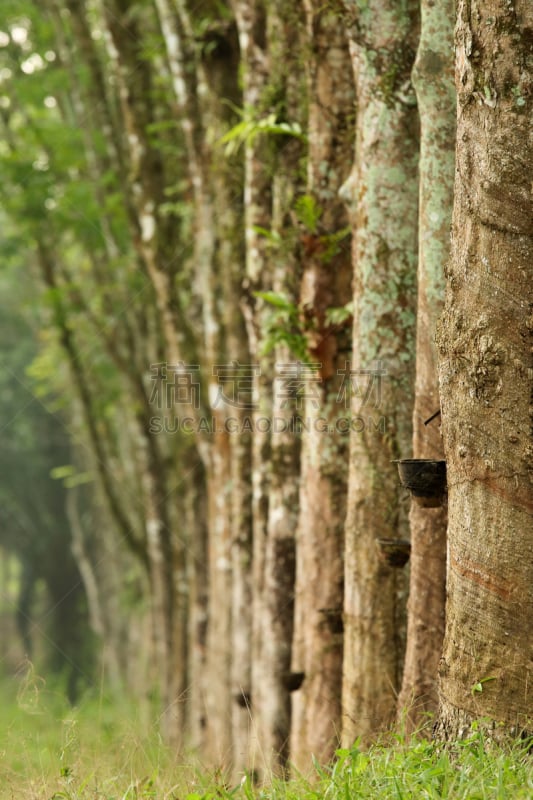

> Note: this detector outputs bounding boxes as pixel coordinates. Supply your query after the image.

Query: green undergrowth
[0,676,531,799]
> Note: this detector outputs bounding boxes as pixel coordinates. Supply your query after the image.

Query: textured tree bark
[183,457,209,750]
[104,0,187,377]
[252,179,303,778]
[397,0,455,732]
[230,0,272,775]
[137,424,179,742]
[194,29,250,773]
[102,0,206,748]
[250,0,312,774]
[258,389,299,776]
[290,0,353,772]
[230,0,307,777]
[203,437,234,765]
[209,78,254,772]
[435,0,533,740]
[341,0,419,744]
[228,424,253,771]
[154,0,223,757]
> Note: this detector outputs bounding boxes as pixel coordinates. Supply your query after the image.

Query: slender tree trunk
[435,0,533,740]
[156,0,254,768]
[290,1,353,771]
[137,426,178,741]
[60,0,126,179]
[341,0,419,744]
[397,0,455,731]
[250,0,313,773]
[252,194,303,777]
[228,0,307,777]
[104,0,221,751]
[212,99,253,774]
[230,0,276,778]
[203,436,234,765]
[258,347,299,777]
[232,0,299,778]
[66,488,105,641]
[228,422,253,771]
[36,242,148,567]
[184,456,210,750]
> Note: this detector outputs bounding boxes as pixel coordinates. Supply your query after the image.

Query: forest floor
[0,675,531,799]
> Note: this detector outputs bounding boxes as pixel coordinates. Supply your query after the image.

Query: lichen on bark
[341,0,420,745]
[435,0,533,740]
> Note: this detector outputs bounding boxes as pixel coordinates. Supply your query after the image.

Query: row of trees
[0,275,93,700]
[0,0,531,778]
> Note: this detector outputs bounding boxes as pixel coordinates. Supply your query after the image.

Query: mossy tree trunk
[231,0,307,777]
[397,0,455,731]
[290,0,353,772]
[251,89,305,788]
[435,0,533,740]
[231,0,283,778]
[340,0,419,744]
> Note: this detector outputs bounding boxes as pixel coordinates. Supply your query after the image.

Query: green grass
[0,674,531,799]
[318,735,533,800]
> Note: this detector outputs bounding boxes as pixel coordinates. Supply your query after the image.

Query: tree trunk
[435,0,533,740]
[230,0,277,778]
[137,427,178,741]
[397,0,455,731]
[106,0,238,760]
[203,436,234,765]
[258,394,299,776]
[252,178,303,777]
[231,0,307,777]
[184,455,209,750]
[290,0,353,771]
[341,0,420,744]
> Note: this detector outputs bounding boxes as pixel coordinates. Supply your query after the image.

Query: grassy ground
[1,673,531,799]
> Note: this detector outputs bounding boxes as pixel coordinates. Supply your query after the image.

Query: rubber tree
[340,0,420,744]
[290,0,354,772]
[397,0,455,731]
[435,0,533,740]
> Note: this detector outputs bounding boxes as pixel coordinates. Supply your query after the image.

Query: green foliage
[254,292,353,361]
[293,195,351,260]
[293,194,322,234]
[471,676,497,696]
[50,464,94,489]
[251,226,282,249]
[255,194,351,266]
[254,291,310,362]
[325,301,354,327]
[220,104,307,156]
[319,225,351,262]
